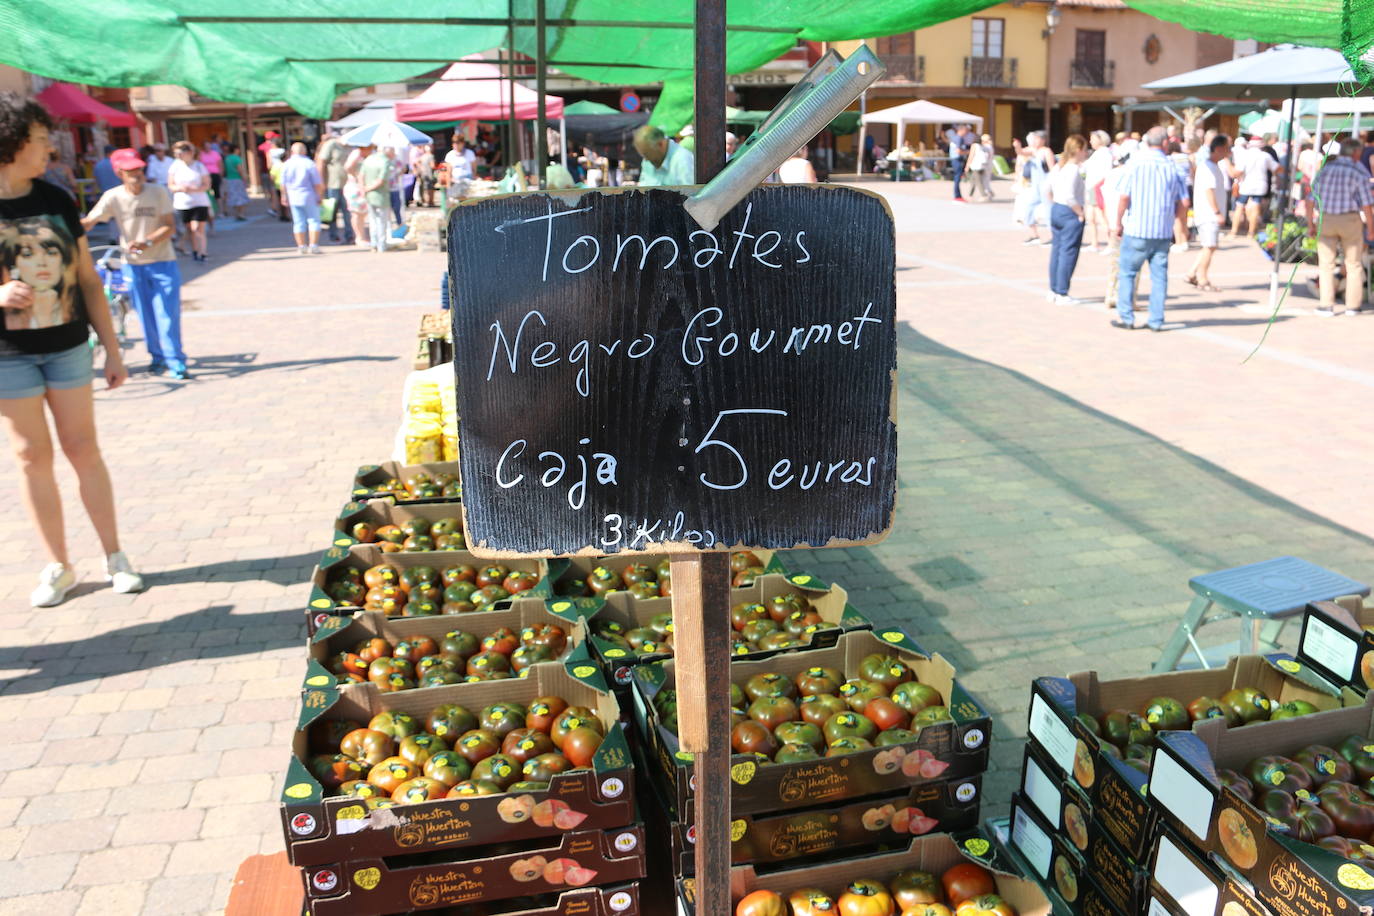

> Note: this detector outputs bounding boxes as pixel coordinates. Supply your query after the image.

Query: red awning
[36,82,137,127]
[394,59,564,123]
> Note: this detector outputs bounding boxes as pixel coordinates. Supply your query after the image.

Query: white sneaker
[1045,291,1057,303]
[105,551,145,594]
[309,245,322,255]
[297,245,307,255]
[31,563,76,607]
[1055,294,1079,306]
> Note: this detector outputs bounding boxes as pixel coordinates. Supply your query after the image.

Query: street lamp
[1042,3,1061,137]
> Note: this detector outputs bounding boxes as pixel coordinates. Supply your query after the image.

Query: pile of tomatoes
[653,655,949,764]
[307,694,605,806]
[325,621,570,690]
[1213,736,1374,867]
[733,860,1014,916]
[362,470,462,502]
[1077,688,1320,776]
[346,514,467,552]
[324,561,543,616]
[556,550,770,602]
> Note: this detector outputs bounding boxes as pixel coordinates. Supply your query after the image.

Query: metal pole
[855,89,867,177]
[683,5,727,914]
[507,0,516,172]
[536,0,547,187]
[1269,87,1298,313]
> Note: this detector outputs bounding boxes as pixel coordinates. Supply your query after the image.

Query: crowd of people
[1001,121,1374,327]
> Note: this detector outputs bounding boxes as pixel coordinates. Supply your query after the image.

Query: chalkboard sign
[449,185,896,557]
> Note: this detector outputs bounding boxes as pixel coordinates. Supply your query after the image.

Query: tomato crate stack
[1006,651,1370,916]
[631,622,995,878]
[279,476,646,916]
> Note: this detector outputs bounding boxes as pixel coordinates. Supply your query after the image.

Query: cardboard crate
[310,883,642,916]
[553,550,790,598]
[330,499,466,551]
[664,771,982,874]
[676,831,1052,916]
[301,601,591,695]
[1297,598,1374,696]
[1147,702,1374,916]
[1019,743,1116,865]
[417,312,451,338]
[301,825,646,914]
[584,572,869,708]
[1149,824,1276,916]
[633,629,992,818]
[350,460,462,503]
[305,543,556,635]
[1028,655,1349,860]
[1009,793,1147,915]
[281,652,635,866]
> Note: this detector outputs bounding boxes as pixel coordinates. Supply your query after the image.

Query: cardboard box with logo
[1296,598,1374,696]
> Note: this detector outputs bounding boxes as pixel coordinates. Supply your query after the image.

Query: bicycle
[88,245,131,357]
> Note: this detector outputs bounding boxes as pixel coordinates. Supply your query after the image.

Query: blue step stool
[1153,556,1369,672]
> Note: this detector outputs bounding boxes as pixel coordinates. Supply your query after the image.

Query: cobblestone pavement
[1,180,1371,913]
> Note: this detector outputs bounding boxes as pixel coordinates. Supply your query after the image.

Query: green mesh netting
[0,0,1367,131]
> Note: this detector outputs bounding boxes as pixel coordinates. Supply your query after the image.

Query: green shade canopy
[0,1,1368,134]
[1114,96,1265,115]
[563,99,620,115]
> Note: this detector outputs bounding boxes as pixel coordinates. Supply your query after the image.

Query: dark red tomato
[857,653,916,691]
[453,729,501,764]
[442,565,477,586]
[521,624,568,655]
[730,551,763,574]
[367,711,421,741]
[466,651,512,677]
[784,610,825,637]
[794,666,844,696]
[551,707,604,749]
[840,680,887,713]
[731,602,770,632]
[1296,745,1355,786]
[741,619,782,644]
[523,752,572,782]
[368,756,419,793]
[398,565,438,593]
[354,637,393,664]
[503,570,541,593]
[481,627,520,655]
[471,753,521,789]
[423,751,472,787]
[393,636,438,663]
[621,563,656,585]
[732,567,765,587]
[743,673,797,702]
[732,720,779,757]
[800,694,848,727]
[476,564,511,588]
[443,582,478,606]
[363,564,401,590]
[340,728,395,766]
[824,712,878,744]
[943,862,997,906]
[562,727,605,767]
[480,703,528,737]
[367,656,414,686]
[1316,780,1374,836]
[310,753,365,788]
[398,734,446,768]
[526,696,569,733]
[587,566,624,594]
[891,682,944,716]
[748,696,799,730]
[863,697,911,732]
[1248,756,1313,794]
[502,728,556,763]
[471,585,511,607]
[627,581,659,599]
[825,736,873,757]
[767,593,808,623]
[511,644,554,672]
[774,721,825,751]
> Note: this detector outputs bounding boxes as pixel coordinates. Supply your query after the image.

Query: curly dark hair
[0,92,55,166]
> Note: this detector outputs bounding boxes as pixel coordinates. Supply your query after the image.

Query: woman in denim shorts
[0,93,144,606]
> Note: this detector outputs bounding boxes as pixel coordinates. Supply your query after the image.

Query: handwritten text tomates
[449,186,897,557]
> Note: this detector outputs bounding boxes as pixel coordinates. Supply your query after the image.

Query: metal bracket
[683,46,884,231]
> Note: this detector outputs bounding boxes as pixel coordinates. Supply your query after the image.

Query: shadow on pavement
[780,321,1374,680]
[0,604,303,695]
[151,551,322,588]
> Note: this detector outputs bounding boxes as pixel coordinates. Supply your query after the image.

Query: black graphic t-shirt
[0,178,89,356]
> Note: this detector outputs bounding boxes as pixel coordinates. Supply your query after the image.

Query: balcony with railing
[1069,58,1115,90]
[964,56,1017,88]
[878,53,925,84]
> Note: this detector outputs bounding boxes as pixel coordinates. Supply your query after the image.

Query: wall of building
[0,65,31,95]
[1047,9,1200,98]
[918,3,1050,91]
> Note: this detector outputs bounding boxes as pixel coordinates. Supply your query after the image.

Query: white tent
[856,100,983,177]
[328,100,399,131]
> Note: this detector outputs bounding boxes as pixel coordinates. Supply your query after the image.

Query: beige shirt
[86,184,175,265]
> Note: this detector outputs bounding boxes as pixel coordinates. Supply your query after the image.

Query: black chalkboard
[448,185,896,557]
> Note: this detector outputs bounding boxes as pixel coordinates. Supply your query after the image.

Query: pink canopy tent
[36,82,137,127]
[394,60,565,122]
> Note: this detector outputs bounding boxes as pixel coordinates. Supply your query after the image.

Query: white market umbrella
[339,120,431,148]
[328,100,398,131]
[1144,46,1373,313]
[856,99,983,179]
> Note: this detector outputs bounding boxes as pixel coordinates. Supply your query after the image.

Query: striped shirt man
[1117,148,1189,240]
[1311,155,1374,215]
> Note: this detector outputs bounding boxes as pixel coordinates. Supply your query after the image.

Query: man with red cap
[81,149,189,378]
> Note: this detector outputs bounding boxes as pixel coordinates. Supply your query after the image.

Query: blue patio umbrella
[339,120,431,148]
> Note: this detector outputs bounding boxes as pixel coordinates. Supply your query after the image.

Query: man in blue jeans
[948,124,973,201]
[1111,127,1189,331]
[82,149,190,379]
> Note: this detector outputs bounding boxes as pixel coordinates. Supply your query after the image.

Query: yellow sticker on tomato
[284,783,314,799]
[1324,760,1337,774]
[1269,771,1284,786]
[573,665,596,678]
[730,761,756,785]
[1337,863,1374,890]
[730,820,747,841]
[353,867,381,890]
